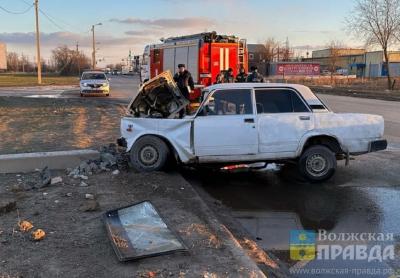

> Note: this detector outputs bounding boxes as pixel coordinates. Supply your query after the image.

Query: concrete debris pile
[68,143,129,178]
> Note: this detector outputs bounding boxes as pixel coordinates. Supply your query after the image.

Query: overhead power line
[0,3,33,14]
[39,8,66,31]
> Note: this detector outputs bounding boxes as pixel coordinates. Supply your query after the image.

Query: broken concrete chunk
[100,152,117,166]
[112,170,120,175]
[79,200,99,212]
[66,193,73,197]
[79,162,91,175]
[36,167,51,188]
[79,181,88,187]
[85,194,94,200]
[50,177,63,185]
[79,175,88,180]
[0,198,16,214]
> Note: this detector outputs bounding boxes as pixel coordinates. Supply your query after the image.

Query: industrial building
[308,48,400,78]
[0,43,6,71]
[247,44,267,75]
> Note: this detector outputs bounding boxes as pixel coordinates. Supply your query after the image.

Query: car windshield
[81,73,106,80]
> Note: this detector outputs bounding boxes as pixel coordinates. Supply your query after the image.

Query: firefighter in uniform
[246,66,264,83]
[235,67,247,83]
[173,64,195,100]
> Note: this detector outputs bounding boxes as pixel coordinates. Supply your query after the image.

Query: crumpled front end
[127,71,189,119]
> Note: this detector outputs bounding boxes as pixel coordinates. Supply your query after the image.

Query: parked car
[118,71,387,182]
[80,71,110,97]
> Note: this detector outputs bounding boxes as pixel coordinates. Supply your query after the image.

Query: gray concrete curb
[0,149,99,173]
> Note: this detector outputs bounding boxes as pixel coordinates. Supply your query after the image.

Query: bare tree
[346,0,400,89]
[264,38,280,63]
[6,52,19,72]
[326,40,344,83]
[52,46,90,76]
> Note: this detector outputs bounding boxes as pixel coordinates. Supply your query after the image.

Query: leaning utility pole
[34,0,42,84]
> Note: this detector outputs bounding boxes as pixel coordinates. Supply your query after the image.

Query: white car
[118,71,387,182]
[80,71,110,97]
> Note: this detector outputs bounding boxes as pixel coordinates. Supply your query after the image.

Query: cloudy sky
[0,0,358,66]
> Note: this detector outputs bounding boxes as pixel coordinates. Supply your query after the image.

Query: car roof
[82,71,105,74]
[204,83,324,106]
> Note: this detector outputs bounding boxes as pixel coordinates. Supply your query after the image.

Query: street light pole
[91,23,102,70]
[34,0,41,84]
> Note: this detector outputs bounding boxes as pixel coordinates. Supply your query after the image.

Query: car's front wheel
[130,136,170,172]
[298,145,337,182]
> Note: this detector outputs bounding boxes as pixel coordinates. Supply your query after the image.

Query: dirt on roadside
[311,86,400,102]
[0,97,126,154]
[0,169,269,278]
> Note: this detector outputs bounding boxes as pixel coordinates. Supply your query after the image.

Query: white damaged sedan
[118,71,387,182]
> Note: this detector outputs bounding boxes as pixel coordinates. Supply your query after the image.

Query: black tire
[80,93,83,97]
[130,136,170,172]
[106,93,110,97]
[298,145,337,182]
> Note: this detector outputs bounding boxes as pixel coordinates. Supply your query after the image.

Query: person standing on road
[246,66,264,83]
[224,68,235,83]
[215,70,226,84]
[235,67,247,83]
[173,64,195,100]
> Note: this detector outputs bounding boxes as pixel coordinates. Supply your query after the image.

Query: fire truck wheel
[130,135,170,172]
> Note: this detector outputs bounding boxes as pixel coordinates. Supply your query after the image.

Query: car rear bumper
[369,139,387,152]
[81,89,109,94]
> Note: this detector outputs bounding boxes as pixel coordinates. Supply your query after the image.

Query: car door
[255,88,314,153]
[194,88,258,156]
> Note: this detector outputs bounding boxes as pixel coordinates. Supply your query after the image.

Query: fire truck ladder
[238,39,247,69]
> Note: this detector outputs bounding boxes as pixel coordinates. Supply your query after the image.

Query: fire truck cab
[140,31,248,101]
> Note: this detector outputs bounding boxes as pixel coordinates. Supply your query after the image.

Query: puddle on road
[197,170,400,251]
[24,94,62,98]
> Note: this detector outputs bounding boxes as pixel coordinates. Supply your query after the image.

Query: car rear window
[255,89,310,114]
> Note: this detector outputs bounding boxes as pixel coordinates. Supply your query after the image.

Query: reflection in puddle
[197,171,399,252]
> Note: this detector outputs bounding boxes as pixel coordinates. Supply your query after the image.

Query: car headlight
[81,83,88,87]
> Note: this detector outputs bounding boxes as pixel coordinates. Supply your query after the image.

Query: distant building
[365,50,400,78]
[308,48,366,77]
[247,44,267,75]
[307,48,400,78]
[0,43,6,71]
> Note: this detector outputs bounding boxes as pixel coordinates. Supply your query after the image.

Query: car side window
[202,89,253,116]
[255,89,309,114]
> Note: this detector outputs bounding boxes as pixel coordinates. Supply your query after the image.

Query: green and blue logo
[290,230,316,261]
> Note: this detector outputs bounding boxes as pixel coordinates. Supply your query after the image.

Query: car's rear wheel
[298,145,336,182]
[130,136,170,172]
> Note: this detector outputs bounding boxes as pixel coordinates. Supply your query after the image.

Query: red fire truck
[140,32,248,100]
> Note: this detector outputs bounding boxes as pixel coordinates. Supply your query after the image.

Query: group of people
[173,64,265,100]
[215,66,264,84]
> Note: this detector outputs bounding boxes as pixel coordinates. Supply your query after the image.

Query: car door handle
[299,116,310,121]
[244,118,255,123]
